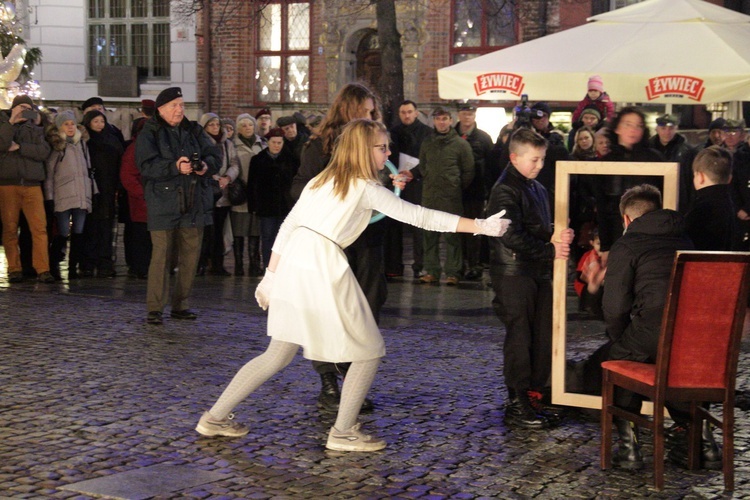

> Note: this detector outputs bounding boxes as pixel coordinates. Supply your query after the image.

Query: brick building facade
[195,0,594,122]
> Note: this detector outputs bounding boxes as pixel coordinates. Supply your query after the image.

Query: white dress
[268,177,460,362]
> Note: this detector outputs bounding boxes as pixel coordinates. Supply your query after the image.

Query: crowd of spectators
[0,81,745,467]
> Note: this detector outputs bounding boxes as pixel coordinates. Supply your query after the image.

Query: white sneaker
[195,412,249,437]
[326,422,386,452]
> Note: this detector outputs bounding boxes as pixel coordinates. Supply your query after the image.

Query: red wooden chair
[600,251,750,491]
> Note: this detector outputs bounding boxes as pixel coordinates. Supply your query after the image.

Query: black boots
[317,372,340,412]
[612,418,644,469]
[233,237,244,276]
[49,235,68,281]
[316,372,375,413]
[68,234,82,280]
[504,392,549,429]
[248,236,262,277]
[667,420,722,470]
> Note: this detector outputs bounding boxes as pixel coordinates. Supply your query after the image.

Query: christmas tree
[0,1,42,108]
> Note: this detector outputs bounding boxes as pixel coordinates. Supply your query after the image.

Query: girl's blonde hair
[310,119,387,199]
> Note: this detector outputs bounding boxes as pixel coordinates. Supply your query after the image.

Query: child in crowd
[575,229,605,320]
[685,146,740,251]
[572,75,615,124]
[196,119,511,452]
[487,127,574,430]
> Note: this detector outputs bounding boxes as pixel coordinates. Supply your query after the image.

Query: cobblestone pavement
[0,260,748,499]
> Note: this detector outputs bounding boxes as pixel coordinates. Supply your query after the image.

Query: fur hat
[11,94,34,109]
[588,75,604,92]
[55,110,77,128]
[276,115,296,127]
[155,87,183,109]
[81,96,104,111]
[199,112,220,128]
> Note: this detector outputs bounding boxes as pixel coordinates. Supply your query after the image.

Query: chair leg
[687,403,702,471]
[653,404,665,491]
[601,370,614,470]
[724,402,734,491]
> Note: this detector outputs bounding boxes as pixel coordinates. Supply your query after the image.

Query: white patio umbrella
[437,0,750,104]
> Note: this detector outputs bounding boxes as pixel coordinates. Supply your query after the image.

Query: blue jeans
[259,216,284,267]
[55,209,87,237]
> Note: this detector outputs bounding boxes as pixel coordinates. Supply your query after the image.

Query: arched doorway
[356,29,381,93]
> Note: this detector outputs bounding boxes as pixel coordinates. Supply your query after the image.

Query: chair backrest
[656,251,750,390]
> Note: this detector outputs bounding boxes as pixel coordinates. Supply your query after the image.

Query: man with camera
[136,87,221,325]
[0,94,53,283]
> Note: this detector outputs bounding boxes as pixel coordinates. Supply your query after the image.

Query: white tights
[208,339,380,431]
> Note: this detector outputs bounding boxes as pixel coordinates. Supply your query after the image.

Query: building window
[255,1,310,103]
[87,0,170,80]
[451,0,516,64]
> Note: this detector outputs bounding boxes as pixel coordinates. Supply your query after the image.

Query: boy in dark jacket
[685,146,740,251]
[487,128,574,429]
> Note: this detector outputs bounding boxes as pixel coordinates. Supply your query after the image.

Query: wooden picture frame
[551,161,680,409]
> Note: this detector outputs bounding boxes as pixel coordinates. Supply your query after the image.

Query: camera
[512,94,532,131]
[190,152,203,172]
[21,109,39,122]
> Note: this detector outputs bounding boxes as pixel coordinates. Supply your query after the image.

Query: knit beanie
[55,110,77,128]
[580,107,601,121]
[588,75,604,92]
[199,112,220,128]
[11,94,33,109]
[236,113,257,130]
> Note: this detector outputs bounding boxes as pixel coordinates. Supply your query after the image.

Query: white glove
[255,270,275,310]
[474,210,511,237]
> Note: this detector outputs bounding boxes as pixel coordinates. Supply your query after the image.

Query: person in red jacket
[119,119,151,279]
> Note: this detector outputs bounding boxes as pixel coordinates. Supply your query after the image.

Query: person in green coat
[415,107,474,285]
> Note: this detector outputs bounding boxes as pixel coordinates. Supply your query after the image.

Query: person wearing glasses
[289,82,385,414]
[196,118,511,451]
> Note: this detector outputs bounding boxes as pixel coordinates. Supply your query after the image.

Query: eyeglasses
[723,129,742,135]
[373,144,389,153]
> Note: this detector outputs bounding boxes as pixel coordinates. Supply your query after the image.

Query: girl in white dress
[197,119,510,451]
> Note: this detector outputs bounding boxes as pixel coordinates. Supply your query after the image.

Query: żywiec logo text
[474,73,525,97]
[646,75,705,102]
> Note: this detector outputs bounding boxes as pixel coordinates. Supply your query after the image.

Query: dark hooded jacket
[648,133,695,213]
[83,111,124,220]
[604,209,694,361]
[0,110,51,186]
[135,113,220,230]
